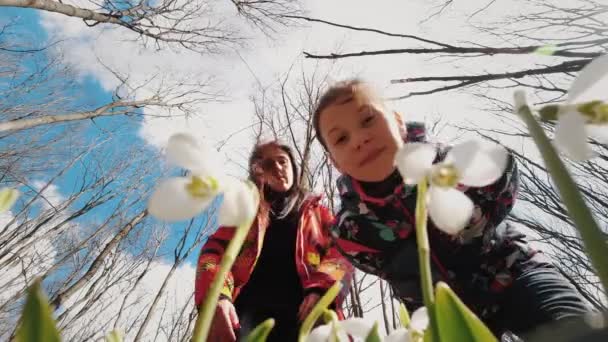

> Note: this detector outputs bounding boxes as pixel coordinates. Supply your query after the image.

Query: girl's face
[319,87,403,182]
[252,145,294,193]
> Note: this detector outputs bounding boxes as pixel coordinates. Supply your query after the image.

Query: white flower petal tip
[449,141,509,187]
[166,133,203,169]
[586,124,608,144]
[513,90,528,112]
[218,179,259,226]
[568,54,608,103]
[386,328,411,342]
[554,111,596,162]
[395,143,436,184]
[428,186,474,235]
[148,177,209,222]
[166,133,221,174]
[306,325,332,342]
[410,307,430,331]
[306,323,349,342]
[339,318,375,337]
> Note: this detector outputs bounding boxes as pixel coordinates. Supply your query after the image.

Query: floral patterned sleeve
[194,227,236,306]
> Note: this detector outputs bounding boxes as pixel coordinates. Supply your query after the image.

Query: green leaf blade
[245,318,275,342]
[434,282,497,342]
[16,280,61,342]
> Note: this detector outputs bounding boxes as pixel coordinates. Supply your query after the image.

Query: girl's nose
[353,131,372,151]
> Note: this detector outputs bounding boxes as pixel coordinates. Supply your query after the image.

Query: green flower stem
[298,281,342,342]
[515,91,608,297]
[323,309,340,342]
[192,186,259,342]
[415,180,439,342]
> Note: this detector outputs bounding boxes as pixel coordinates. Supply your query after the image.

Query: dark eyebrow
[358,104,373,114]
[337,95,353,105]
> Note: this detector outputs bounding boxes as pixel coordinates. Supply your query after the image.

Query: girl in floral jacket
[195,141,353,342]
[312,79,589,338]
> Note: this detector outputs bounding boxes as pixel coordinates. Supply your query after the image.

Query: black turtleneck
[359,169,404,198]
[234,190,303,341]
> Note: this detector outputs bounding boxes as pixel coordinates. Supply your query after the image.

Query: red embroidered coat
[195,195,354,317]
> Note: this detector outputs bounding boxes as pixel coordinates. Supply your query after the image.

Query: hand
[298,293,321,322]
[209,299,240,342]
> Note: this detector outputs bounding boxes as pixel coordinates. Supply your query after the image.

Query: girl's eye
[334,135,347,145]
[362,114,375,126]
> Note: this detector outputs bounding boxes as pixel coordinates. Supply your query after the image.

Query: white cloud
[59,255,196,341]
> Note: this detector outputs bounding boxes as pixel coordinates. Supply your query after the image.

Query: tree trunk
[0,98,160,132]
[0,0,123,24]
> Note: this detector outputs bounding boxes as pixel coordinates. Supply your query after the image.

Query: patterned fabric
[195,195,354,318]
[332,122,549,318]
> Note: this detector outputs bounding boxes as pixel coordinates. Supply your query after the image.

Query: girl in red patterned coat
[195,141,353,342]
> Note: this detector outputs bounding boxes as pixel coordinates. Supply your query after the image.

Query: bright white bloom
[395,141,508,234]
[552,54,608,161]
[386,307,429,342]
[307,308,429,342]
[148,133,257,225]
[306,320,352,342]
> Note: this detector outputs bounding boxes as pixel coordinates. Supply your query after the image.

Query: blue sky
[1,8,213,265]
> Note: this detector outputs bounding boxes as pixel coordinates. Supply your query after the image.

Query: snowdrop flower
[386,307,429,342]
[307,308,429,342]
[148,133,257,225]
[547,54,608,161]
[306,320,351,342]
[395,141,508,234]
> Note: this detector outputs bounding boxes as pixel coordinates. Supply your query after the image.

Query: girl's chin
[267,183,290,193]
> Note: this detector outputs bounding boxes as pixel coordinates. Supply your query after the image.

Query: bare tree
[0,22,220,137]
[0,0,304,53]
[289,0,606,100]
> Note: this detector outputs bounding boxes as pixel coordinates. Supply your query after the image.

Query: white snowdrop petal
[585,124,608,144]
[148,177,209,221]
[306,323,349,342]
[306,324,332,342]
[166,133,221,175]
[449,141,509,187]
[395,143,436,184]
[568,54,608,103]
[554,111,596,162]
[428,186,474,235]
[386,328,411,342]
[339,318,375,337]
[410,307,430,332]
[218,177,258,226]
